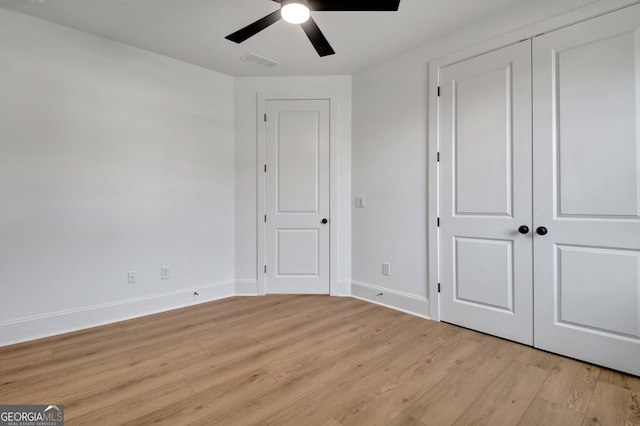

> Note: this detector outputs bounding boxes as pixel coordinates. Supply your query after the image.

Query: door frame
[427,0,639,321]
[257,91,339,296]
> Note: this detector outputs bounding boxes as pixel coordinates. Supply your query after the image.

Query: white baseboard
[351,281,430,319]
[332,281,352,296]
[235,279,258,296]
[0,279,432,348]
[0,281,235,347]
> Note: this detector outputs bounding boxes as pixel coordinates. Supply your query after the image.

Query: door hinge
[264,215,267,223]
[437,152,440,162]
[438,283,441,293]
[437,217,440,227]
[437,86,441,97]
[264,164,267,172]
[264,265,267,273]
[264,113,267,122]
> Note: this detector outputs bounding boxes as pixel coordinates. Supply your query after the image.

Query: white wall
[350,0,631,317]
[234,76,352,295]
[0,9,235,345]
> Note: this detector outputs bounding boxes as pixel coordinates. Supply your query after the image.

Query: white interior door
[533,4,640,376]
[264,99,330,294]
[439,41,534,345]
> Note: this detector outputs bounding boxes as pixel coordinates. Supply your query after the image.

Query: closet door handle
[518,226,529,234]
[321,218,328,224]
[536,226,548,236]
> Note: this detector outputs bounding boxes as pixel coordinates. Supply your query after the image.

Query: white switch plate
[382,263,390,276]
[128,271,136,284]
[355,196,365,208]
[161,266,170,280]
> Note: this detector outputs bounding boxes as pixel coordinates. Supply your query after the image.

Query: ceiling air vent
[240,52,279,70]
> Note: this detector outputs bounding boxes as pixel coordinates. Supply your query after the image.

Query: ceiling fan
[225,0,401,57]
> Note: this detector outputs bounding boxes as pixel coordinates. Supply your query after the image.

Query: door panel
[533,4,640,375]
[265,99,330,294]
[556,245,640,338]
[556,31,639,217]
[277,229,320,276]
[439,41,533,345]
[276,111,321,213]
[455,65,514,216]
[454,237,514,312]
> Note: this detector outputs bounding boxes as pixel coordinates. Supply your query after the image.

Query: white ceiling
[0,0,598,76]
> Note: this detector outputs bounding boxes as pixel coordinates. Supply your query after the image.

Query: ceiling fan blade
[225,10,282,43]
[300,16,335,57]
[309,0,400,11]
[271,0,400,12]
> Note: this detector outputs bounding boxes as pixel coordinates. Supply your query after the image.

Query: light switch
[161,266,170,280]
[382,263,390,276]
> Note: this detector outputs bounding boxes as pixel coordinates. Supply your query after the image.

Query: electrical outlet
[382,262,390,276]
[161,266,170,280]
[128,271,136,284]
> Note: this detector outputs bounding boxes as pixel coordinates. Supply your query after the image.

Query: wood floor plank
[451,326,495,344]
[264,326,473,425]
[319,419,343,426]
[248,300,374,348]
[51,297,270,360]
[582,381,640,426]
[182,340,281,394]
[261,321,379,378]
[335,336,480,425]
[451,360,549,425]
[343,302,414,326]
[49,326,129,358]
[186,336,393,425]
[192,296,360,353]
[372,316,457,348]
[54,344,206,419]
[599,368,640,393]
[378,412,427,426]
[404,336,521,425]
[206,295,337,329]
[0,352,134,402]
[121,369,279,425]
[515,345,563,371]
[123,297,311,362]
[69,379,196,424]
[116,296,264,332]
[0,348,53,374]
[262,311,420,379]
[537,357,601,413]
[517,397,584,426]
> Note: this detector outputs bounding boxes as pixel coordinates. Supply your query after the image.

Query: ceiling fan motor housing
[280,0,311,24]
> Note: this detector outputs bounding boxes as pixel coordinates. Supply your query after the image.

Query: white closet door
[439,41,534,345]
[533,4,640,376]
[265,99,331,294]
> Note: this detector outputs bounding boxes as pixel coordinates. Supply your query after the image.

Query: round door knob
[321,218,328,224]
[518,225,529,235]
[536,226,548,236]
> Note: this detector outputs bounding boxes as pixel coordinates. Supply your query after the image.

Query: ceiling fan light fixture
[281,0,310,24]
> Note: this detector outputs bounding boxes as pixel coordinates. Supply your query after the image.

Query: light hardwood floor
[1,295,639,425]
